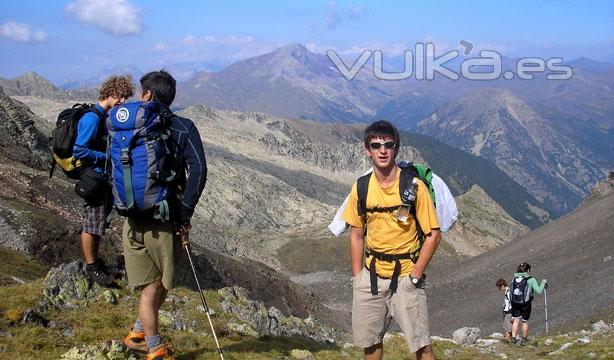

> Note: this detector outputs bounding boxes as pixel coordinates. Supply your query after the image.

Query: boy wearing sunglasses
[342,120,441,360]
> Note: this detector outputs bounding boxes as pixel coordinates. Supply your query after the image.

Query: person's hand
[410,273,427,289]
[175,223,192,238]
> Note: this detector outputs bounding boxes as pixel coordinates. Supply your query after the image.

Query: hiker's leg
[521,321,529,338]
[511,318,519,338]
[364,343,383,360]
[81,232,100,264]
[391,277,431,354]
[139,279,165,337]
[416,344,435,360]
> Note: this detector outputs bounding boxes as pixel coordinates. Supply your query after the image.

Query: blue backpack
[106,101,176,221]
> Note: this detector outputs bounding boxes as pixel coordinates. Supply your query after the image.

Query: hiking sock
[145,334,162,350]
[133,318,144,332]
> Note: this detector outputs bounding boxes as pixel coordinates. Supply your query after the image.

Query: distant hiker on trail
[510,262,547,345]
[73,76,134,287]
[342,120,441,360]
[496,278,513,341]
[111,70,207,360]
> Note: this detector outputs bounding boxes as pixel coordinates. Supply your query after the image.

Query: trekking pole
[181,233,225,360]
[544,288,549,333]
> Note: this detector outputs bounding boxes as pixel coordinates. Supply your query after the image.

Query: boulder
[289,349,315,360]
[218,286,337,343]
[452,327,480,345]
[591,320,608,332]
[60,340,136,360]
[43,260,104,309]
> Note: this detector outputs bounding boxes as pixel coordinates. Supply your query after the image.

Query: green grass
[0,246,48,286]
[0,248,613,359]
[277,234,349,274]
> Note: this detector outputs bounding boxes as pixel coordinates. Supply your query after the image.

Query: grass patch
[277,234,348,274]
[0,272,612,359]
[0,246,48,286]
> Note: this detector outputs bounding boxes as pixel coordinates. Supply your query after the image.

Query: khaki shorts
[352,267,430,352]
[122,217,180,290]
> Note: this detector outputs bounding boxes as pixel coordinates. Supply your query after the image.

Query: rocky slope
[175,43,393,122]
[443,185,529,256]
[0,71,97,102]
[418,88,612,216]
[427,182,614,336]
[9,92,543,319]
[0,87,50,170]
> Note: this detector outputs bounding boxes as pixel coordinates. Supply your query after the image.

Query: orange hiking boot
[147,343,175,360]
[123,330,147,353]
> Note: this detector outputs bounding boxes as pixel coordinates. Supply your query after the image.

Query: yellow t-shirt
[342,169,440,277]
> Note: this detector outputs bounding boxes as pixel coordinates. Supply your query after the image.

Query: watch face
[412,277,418,284]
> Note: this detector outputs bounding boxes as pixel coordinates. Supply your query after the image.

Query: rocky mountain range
[5,44,612,217]
[418,88,613,216]
[169,43,613,216]
[0,80,613,345]
[6,89,539,317]
[0,71,98,102]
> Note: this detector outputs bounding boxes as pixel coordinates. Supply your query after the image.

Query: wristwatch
[409,273,426,289]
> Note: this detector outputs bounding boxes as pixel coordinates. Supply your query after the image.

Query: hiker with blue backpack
[63,76,134,287]
[107,70,207,360]
[510,262,548,345]
[342,120,441,360]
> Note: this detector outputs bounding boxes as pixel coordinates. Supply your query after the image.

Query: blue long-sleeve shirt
[168,115,207,226]
[73,104,106,172]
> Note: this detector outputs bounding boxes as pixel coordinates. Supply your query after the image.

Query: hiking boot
[86,259,115,287]
[147,344,175,360]
[510,336,518,344]
[124,330,147,353]
[520,337,528,346]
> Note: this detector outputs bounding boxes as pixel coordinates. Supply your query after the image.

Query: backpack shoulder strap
[357,173,371,220]
[87,104,105,120]
[398,162,417,198]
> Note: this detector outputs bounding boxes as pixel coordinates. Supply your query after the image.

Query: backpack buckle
[120,150,130,165]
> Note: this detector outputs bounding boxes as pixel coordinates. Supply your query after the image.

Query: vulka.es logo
[327,41,573,81]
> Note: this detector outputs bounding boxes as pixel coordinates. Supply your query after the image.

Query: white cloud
[153,42,168,51]
[347,5,367,21]
[325,2,341,30]
[0,21,48,43]
[65,0,141,36]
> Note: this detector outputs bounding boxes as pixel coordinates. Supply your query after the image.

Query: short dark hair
[517,262,531,273]
[363,120,400,149]
[496,278,507,288]
[140,70,176,106]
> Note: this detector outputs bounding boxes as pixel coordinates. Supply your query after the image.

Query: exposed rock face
[218,286,337,343]
[0,71,96,101]
[583,169,614,205]
[443,185,529,256]
[452,327,481,345]
[60,340,136,360]
[419,88,611,216]
[0,86,50,170]
[42,260,114,309]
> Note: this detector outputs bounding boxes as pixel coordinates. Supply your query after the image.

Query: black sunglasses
[369,141,396,150]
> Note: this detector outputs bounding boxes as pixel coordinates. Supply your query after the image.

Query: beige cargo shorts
[352,267,431,352]
[122,217,180,290]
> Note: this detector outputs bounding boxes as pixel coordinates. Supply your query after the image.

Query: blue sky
[1,0,612,84]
